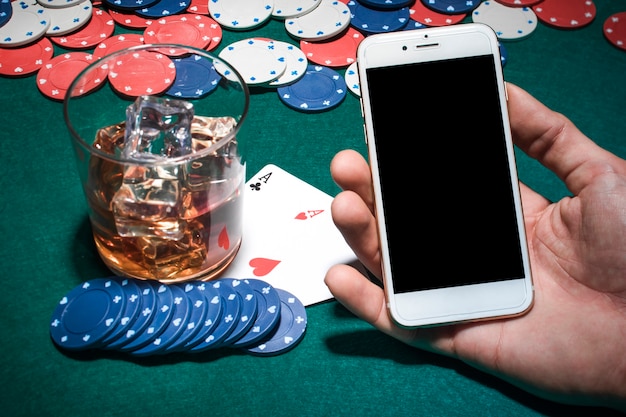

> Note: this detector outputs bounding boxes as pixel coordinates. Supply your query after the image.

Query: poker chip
[135,0,191,19]
[49,7,115,49]
[244,288,307,356]
[420,0,481,15]
[217,38,287,86]
[50,277,307,357]
[348,1,411,35]
[220,278,259,346]
[358,0,413,10]
[105,278,157,350]
[0,0,13,29]
[408,0,466,26]
[187,278,242,351]
[604,12,626,52]
[277,64,347,112]
[300,26,363,68]
[108,9,153,28]
[284,0,351,41]
[0,36,54,76]
[44,0,93,36]
[102,0,160,10]
[272,0,321,19]
[532,0,596,30]
[208,0,274,31]
[495,0,543,6]
[0,1,51,47]
[92,33,145,60]
[37,0,86,8]
[50,277,126,350]
[107,49,176,96]
[499,41,508,66]
[471,1,538,41]
[403,18,427,31]
[165,53,222,98]
[186,0,209,15]
[344,61,360,96]
[36,51,104,100]
[129,283,192,356]
[266,39,308,86]
[143,14,219,51]
[117,282,175,352]
[230,279,281,348]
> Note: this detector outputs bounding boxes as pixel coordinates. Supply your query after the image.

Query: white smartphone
[356,23,534,328]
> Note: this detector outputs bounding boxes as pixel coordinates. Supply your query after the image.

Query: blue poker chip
[220,278,259,346]
[118,282,174,352]
[347,1,410,35]
[50,278,126,351]
[230,279,281,348]
[403,18,427,31]
[187,279,242,352]
[161,281,209,353]
[358,0,414,10]
[277,65,347,112]
[135,0,189,18]
[99,276,143,346]
[104,279,157,350]
[421,0,480,15]
[499,41,508,67]
[180,281,223,351]
[129,284,192,356]
[102,0,161,10]
[0,0,12,29]
[244,288,307,356]
[166,54,222,99]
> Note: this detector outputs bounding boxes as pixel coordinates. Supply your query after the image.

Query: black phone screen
[366,55,525,293]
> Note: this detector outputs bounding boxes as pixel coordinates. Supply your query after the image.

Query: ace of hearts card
[220,164,364,306]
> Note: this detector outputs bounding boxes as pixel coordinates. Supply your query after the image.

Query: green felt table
[1,2,625,416]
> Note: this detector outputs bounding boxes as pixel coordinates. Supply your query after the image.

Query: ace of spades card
[221,164,364,306]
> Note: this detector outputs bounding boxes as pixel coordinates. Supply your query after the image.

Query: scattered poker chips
[471,1,538,41]
[532,0,596,30]
[285,0,351,41]
[347,0,410,35]
[50,277,307,356]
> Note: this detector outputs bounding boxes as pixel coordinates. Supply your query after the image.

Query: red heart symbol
[249,258,280,276]
[218,226,229,250]
[295,212,307,220]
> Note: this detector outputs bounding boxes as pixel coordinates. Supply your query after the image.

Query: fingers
[330,149,375,210]
[506,83,626,195]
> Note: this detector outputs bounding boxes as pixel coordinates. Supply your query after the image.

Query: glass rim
[63,43,250,165]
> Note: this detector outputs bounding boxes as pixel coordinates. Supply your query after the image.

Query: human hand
[325,83,626,411]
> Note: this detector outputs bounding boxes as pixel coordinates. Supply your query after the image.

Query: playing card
[221,164,364,306]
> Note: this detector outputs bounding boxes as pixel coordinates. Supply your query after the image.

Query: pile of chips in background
[0,0,624,110]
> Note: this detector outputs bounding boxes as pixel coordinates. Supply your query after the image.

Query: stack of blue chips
[49,276,307,357]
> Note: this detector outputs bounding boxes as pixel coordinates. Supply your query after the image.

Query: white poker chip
[36,0,85,8]
[285,0,351,41]
[45,0,93,36]
[217,38,287,86]
[344,61,360,97]
[209,0,273,30]
[471,1,538,41]
[272,0,321,19]
[267,40,308,87]
[0,1,51,47]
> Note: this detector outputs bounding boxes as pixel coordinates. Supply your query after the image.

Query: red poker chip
[300,27,364,68]
[107,50,176,96]
[604,11,626,51]
[49,8,115,49]
[532,0,596,29]
[108,9,153,29]
[142,14,222,51]
[0,36,54,77]
[409,0,466,26]
[187,0,209,15]
[92,33,145,60]
[495,0,543,6]
[36,52,105,100]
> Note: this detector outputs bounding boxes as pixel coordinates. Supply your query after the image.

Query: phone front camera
[424,34,429,38]
[402,45,407,51]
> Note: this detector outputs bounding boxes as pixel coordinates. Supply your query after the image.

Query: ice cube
[123,95,195,160]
